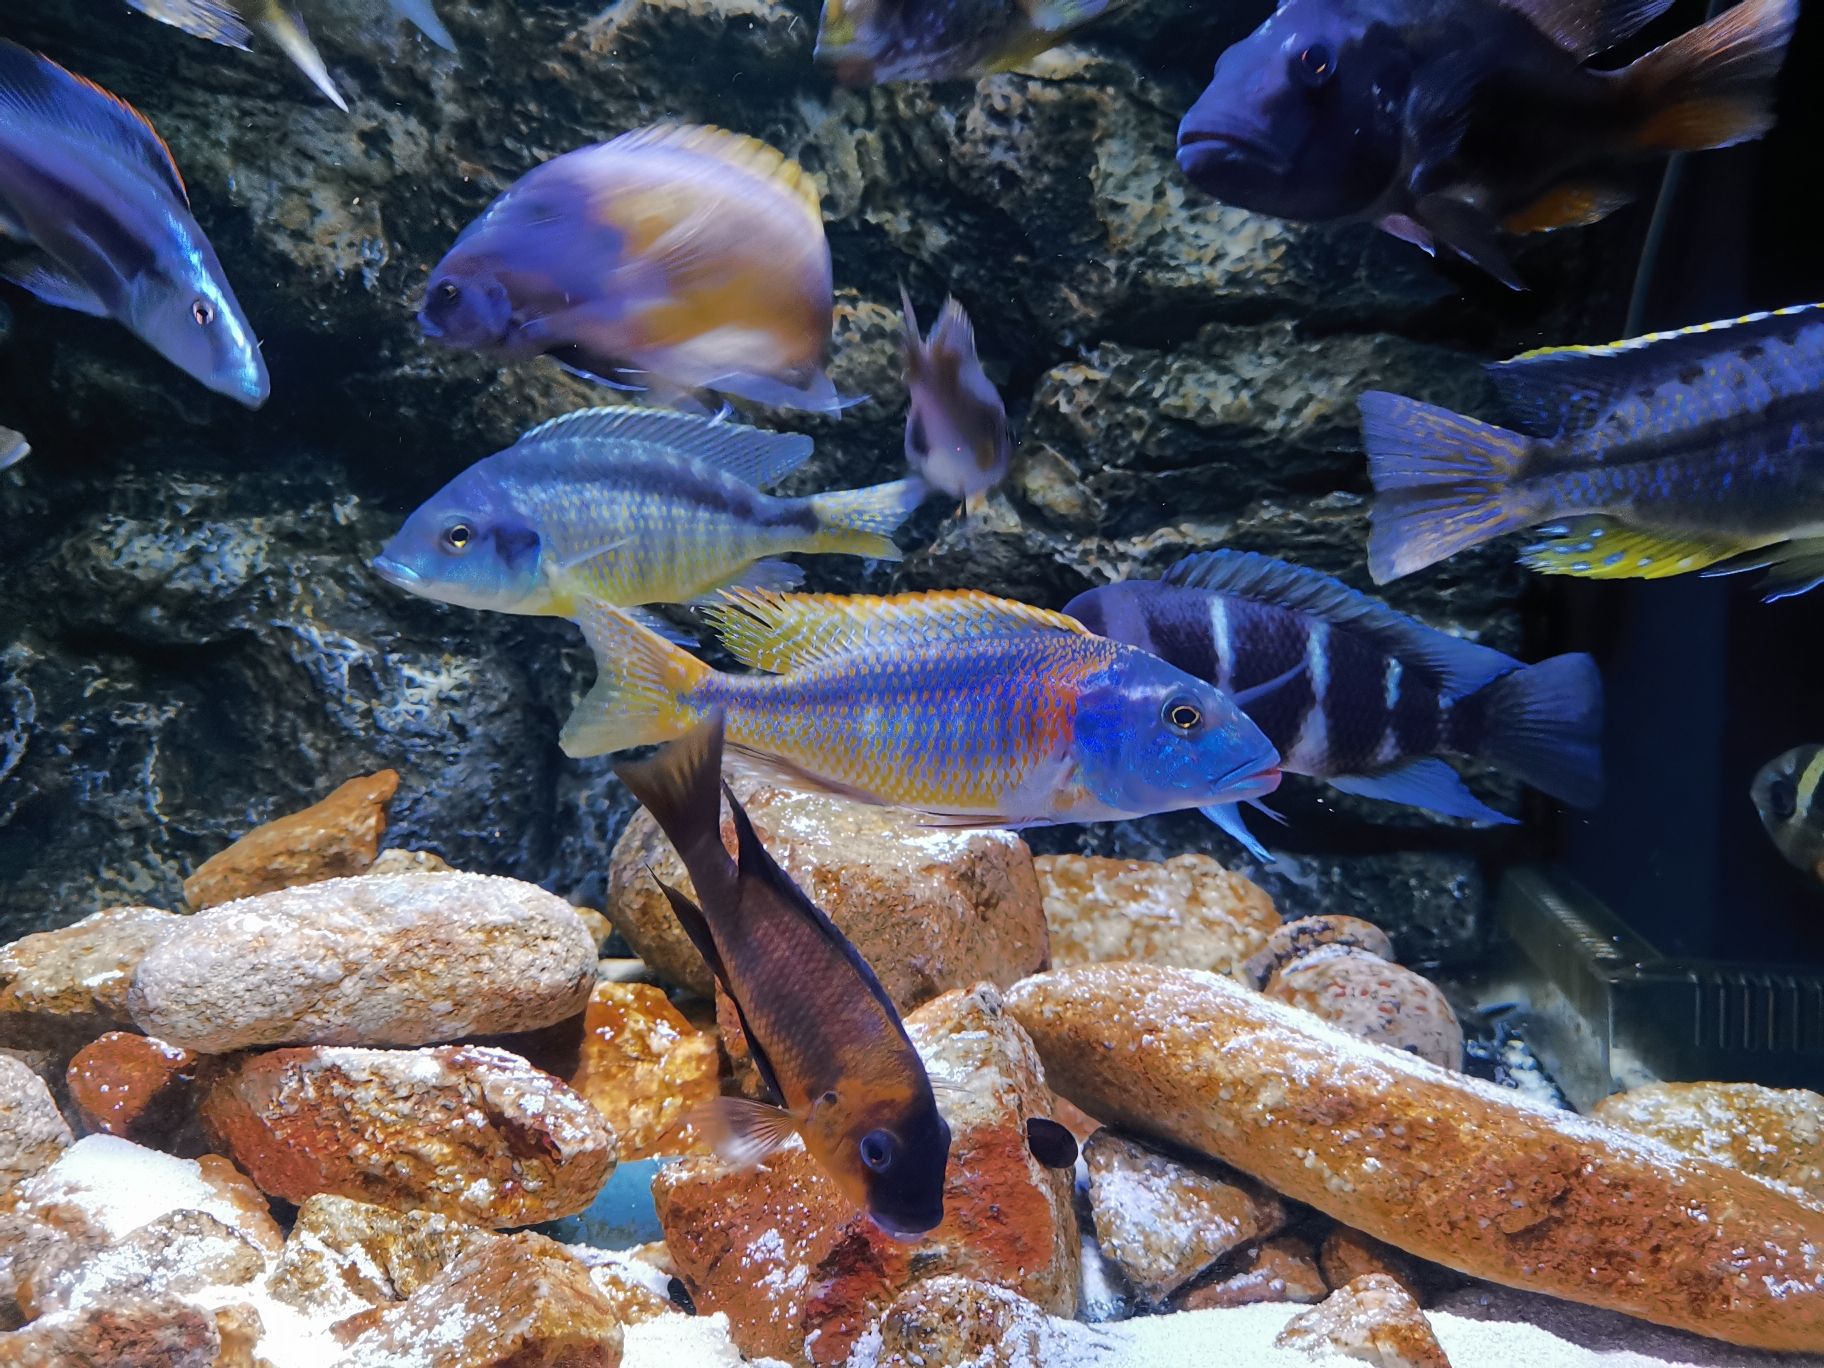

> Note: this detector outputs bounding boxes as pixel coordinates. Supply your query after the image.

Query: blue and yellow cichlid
[0,42,267,407]
[900,288,1009,515]
[371,408,922,621]
[1066,551,1603,832]
[1362,305,1824,600]
[816,0,1120,84]
[562,589,1282,836]
[1752,745,1824,887]
[616,714,951,1239]
[420,125,840,415]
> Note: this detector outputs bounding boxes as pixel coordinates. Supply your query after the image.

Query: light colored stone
[1181,1234,1327,1310]
[0,906,181,1050]
[201,1043,615,1227]
[0,1053,69,1192]
[1036,852,1279,981]
[183,770,399,909]
[129,872,597,1051]
[608,780,1048,1005]
[1263,945,1464,1070]
[364,847,453,876]
[66,1031,206,1148]
[1083,1130,1286,1302]
[870,1277,1060,1368]
[1593,1081,1824,1203]
[1276,1273,1452,1367]
[27,1209,266,1317]
[1245,914,1397,988]
[570,982,718,1160]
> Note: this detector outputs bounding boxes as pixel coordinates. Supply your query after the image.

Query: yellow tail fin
[560,604,711,757]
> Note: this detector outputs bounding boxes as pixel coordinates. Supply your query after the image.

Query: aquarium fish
[0,426,26,470]
[1753,745,1824,885]
[0,42,267,407]
[1362,305,1824,597]
[815,0,1118,85]
[1176,0,1796,288]
[1065,551,1603,829]
[561,590,1282,838]
[373,407,922,621]
[900,288,1008,515]
[421,125,840,415]
[616,715,951,1238]
[1025,1116,1079,1170]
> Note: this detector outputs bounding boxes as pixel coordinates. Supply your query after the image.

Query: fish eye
[859,1129,897,1173]
[435,280,462,306]
[1769,774,1798,821]
[1163,697,1203,733]
[1293,42,1336,89]
[191,298,215,327]
[442,522,475,553]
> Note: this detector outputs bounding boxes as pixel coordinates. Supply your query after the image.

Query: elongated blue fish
[1362,305,1824,599]
[1066,551,1603,831]
[0,42,267,407]
[372,407,923,620]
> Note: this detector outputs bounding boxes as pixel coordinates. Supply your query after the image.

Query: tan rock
[1083,1130,1286,1302]
[608,780,1047,1004]
[1245,914,1396,988]
[0,1054,69,1192]
[201,1043,615,1227]
[1593,1081,1824,1202]
[1276,1273,1452,1367]
[66,1032,207,1149]
[365,846,453,876]
[0,906,180,1053]
[1263,946,1464,1070]
[1320,1225,1427,1304]
[570,982,718,1160]
[870,1277,1060,1368]
[183,770,399,909]
[1036,852,1278,980]
[0,1294,223,1368]
[1181,1234,1327,1309]
[129,872,597,1051]
[25,1209,265,1318]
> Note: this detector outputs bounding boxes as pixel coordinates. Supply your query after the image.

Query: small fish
[562,590,1282,838]
[1066,551,1603,832]
[0,42,267,407]
[900,288,1009,515]
[1024,1116,1079,1170]
[815,0,1117,84]
[1175,0,1796,288]
[421,125,840,415]
[0,425,26,470]
[1360,305,1824,598]
[615,715,952,1239]
[1753,746,1824,886]
[372,408,922,621]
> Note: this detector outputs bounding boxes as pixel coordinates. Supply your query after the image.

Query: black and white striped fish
[1064,551,1603,839]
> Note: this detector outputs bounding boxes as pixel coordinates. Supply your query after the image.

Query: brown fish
[614,714,951,1239]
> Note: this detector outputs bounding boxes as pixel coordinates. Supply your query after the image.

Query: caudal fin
[1470,654,1604,808]
[1360,392,1533,584]
[810,477,928,560]
[560,603,711,757]
[1625,0,1797,152]
[613,713,736,896]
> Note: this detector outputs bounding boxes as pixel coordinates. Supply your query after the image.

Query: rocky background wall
[0,0,1632,953]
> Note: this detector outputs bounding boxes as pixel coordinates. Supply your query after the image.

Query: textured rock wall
[0,0,1632,948]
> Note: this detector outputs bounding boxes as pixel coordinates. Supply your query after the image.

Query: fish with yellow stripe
[1753,745,1824,887]
[565,589,1283,836]
[421,125,841,415]
[1362,305,1824,599]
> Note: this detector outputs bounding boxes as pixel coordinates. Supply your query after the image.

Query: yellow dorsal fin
[1519,517,1749,580]
[704,588,1089,674]
[607,122,822,229]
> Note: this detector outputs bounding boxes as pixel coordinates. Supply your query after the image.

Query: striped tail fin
[560,604,711,757]
[1359,392,1533,584]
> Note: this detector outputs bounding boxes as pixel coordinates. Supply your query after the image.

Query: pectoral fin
[1199,803,1274,862]
[1411,195,1526,291]
[1330,758,1516,825]
[688,1095,804,1167]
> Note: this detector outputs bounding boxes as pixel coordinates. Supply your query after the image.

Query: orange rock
[1181,1234,1327,1309]
[1593,1082,1824,1203]
[570,983,718,1159]
[183,770,399,910]
[871,1277,1058,1368]
[1244,914,1395,988]
[67,1032,207,1149]
[0,906,180,1056]
[1320,1225,1428,1304]
[201,1044,615,1228]
[1275,1273,1452,1368]
[1263,945,1464,1070]
[0,1294,223,1368]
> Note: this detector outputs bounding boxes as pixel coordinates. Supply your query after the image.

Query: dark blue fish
[1065,551,1603,828]
[0,42,267,407]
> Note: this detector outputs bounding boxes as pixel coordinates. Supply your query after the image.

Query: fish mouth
[871,1212,943,1243]
[1176,127,1289,176]
[1217,763,1282,807]
[370,555,421,589]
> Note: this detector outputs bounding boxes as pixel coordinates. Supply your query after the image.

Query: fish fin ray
[687,1096,803,1167]
[0,253,109,316]
[1625,0,1796,153]
[388,0,456,49]
[606,124,823,229]
[516,405,814,488]
[653,877,732,997]
[1703,537,1824,602]
[927,297,977,357]
[125,0,253,47]
[244,0,348,110]
[1199,804,1273,862]
[705,367,849,417]
[1495,0,1674,58]
[808,478,926,560]
[1519,517,1746,580]
[0,41,190,202]
[627,606,699,647]
[560,604,708,756]
[689,559,805,606]
[1502,181,1634,235]
[1409,195,1525,290]
[1330,759,1517,825]
[1470,655,1604,808]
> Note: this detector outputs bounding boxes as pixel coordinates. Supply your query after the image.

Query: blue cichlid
[372,407,923,621]
[1066,550,1603,832]
[1176,0,1796,288]
[900,288,1009,515]
[815,0,1118,84]
[0,42,267,407]
[1361,305,1824,599]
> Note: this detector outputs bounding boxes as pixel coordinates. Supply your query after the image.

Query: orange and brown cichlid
[614,713,952,1239]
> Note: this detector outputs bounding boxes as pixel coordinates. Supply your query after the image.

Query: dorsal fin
[1495,0,1675,58]
[605,123,823,232]
[927,297,978,359]
[513,406,814,489]
[1161,551,1516,695]
[705,588,1089,674]
[0,41,188,206]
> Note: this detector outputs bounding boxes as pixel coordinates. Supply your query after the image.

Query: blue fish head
[419,250,515,350]
[1074,652,1281,819]
[372,462,546,612]
[131,229,268,409]
[1176,0,1411,223]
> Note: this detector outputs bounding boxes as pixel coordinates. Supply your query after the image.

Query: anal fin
[1520,516,1747,579]
[1703,537,1824,602]
[1330,758,1516,825]
[1502,182,1634,235]
[1,254,108,316]
[690,559,805,606]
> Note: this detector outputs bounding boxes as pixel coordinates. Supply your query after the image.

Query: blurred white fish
[0,426,27,470]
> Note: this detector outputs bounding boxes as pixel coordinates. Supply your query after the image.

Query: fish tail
[613,714,736,893]
[245,0,349,110]
[1464,654,1605,809]
[560,604,710,757]
[809,477,928,560]
[1359,392,1533,584]
[1624,0,1797,152]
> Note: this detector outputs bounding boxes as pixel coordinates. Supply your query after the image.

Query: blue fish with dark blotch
[0,42,267,407]
[1362,305,1824,600]
[1065,550,1603,830]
